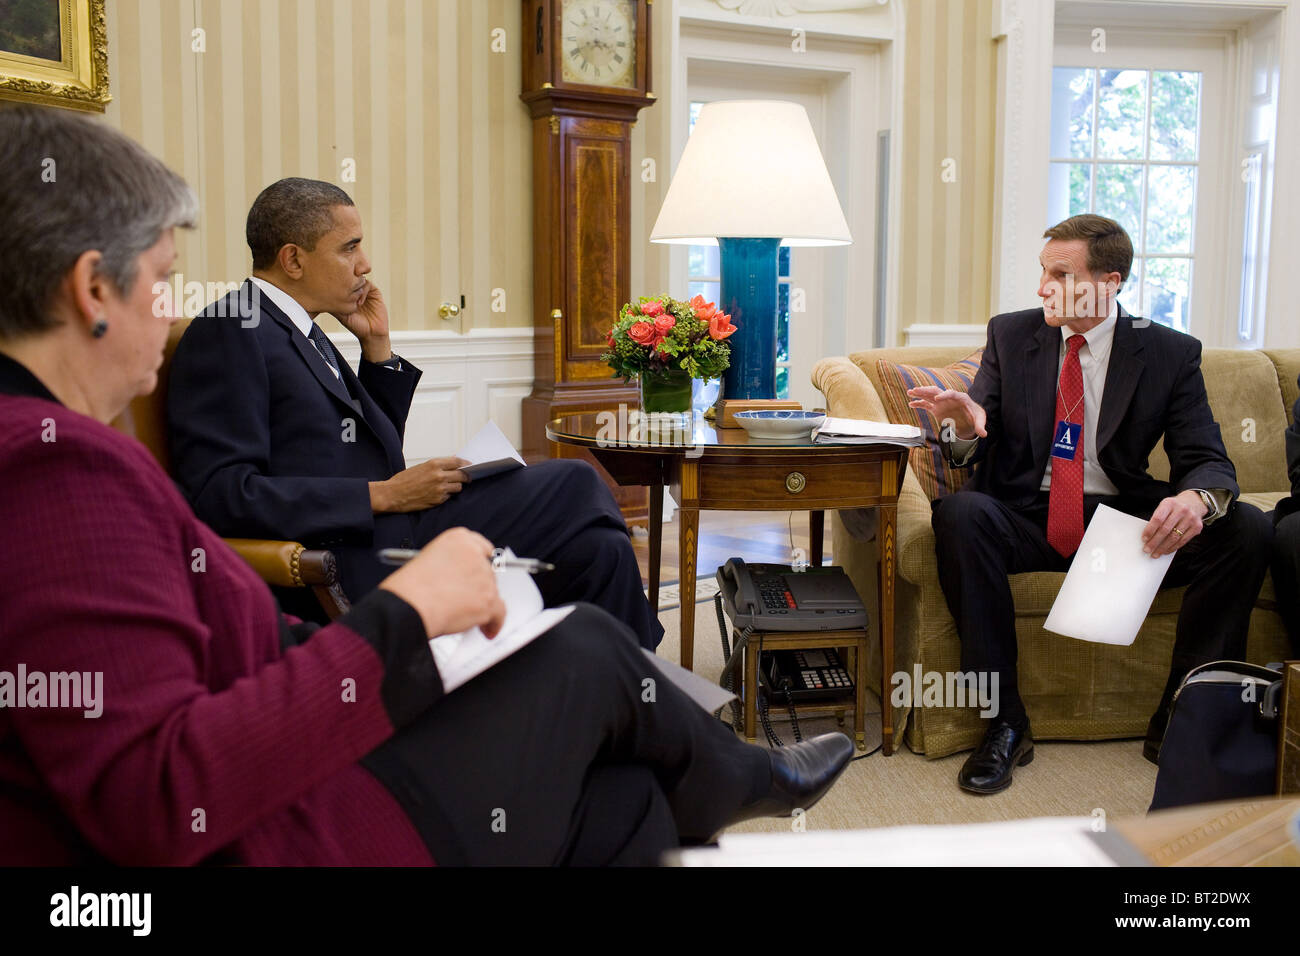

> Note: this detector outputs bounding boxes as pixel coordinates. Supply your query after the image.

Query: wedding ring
[1173,528,1184,536]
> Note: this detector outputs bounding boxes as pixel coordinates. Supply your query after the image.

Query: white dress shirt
[249,276,340,379]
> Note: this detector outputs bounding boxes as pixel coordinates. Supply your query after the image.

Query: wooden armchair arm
[222,538,351,620]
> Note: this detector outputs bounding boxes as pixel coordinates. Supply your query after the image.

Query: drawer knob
[785,471,807,494]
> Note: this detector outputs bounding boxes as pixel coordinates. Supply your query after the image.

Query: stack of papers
[456,421,526,480]
[813,417,925,447]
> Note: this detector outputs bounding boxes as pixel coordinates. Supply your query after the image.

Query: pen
[377,547,555,573]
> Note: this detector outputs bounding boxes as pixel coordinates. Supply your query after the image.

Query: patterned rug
[647,578,721,612]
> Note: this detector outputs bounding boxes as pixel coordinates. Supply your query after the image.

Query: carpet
[658,599,1161,835]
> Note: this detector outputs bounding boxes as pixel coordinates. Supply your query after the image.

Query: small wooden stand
[725,626,872,751]
[713,398,803,428]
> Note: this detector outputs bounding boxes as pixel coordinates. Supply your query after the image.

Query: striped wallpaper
[101,0,998,339]
[103,0,534,333]
[896,0,999,334]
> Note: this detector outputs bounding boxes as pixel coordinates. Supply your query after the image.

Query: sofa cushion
[1147,349,1288,494]
[1265,349,1300,424]
[874,350,983,500]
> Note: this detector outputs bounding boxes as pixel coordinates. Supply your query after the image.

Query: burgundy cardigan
[0,368,439,865]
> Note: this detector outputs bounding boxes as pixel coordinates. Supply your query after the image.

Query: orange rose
[653,315,675,336]
[640,300,665,318]
[708,311,736,341]
[627,321,657,345]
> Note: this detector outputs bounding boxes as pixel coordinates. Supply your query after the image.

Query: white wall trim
[330,327,535,466]
[902,323,988,349]
[992,0,1055,316]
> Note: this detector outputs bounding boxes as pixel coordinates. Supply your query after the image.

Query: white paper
[640,648,737,714]
[1043,504,1174,646]
[456,421,526,480]
[815,417,923,440]
[672,816,1123,867]
[428,549,572,692]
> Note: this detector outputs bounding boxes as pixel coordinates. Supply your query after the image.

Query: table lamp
[649,100,851,421]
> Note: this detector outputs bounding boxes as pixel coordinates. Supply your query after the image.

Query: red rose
[653,315,675,336]
[607,329,615,347]
[640,300,665,317]
[708,312,737,341]
[627,321,657,346]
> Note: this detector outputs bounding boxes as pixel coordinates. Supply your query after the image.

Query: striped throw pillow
[875,350,984,501]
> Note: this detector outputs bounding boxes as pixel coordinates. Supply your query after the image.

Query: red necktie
[1047,334,1086,557]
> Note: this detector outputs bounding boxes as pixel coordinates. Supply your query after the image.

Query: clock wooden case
[520,0,657,524]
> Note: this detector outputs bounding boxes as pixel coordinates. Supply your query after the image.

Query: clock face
[560,0,637,90]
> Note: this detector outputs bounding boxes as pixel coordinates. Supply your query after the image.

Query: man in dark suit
[907,214,1271,793]
[167,178,662,649]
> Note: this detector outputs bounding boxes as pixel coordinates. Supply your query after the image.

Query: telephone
[762,648,854,703]
[716,558,868,631]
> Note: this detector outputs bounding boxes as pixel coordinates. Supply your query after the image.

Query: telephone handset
[716,558,868,631]
[719,558,761,617]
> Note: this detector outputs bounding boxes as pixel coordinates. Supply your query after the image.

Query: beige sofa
[812,346,1299,758]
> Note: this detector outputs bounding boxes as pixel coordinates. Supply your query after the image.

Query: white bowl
[733,410,826,440]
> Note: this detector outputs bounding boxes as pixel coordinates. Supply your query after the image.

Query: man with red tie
[907,214,1271,794]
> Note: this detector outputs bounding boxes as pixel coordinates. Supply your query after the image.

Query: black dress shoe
[728,732,854,825]
[957,720,1033,794]
[1142,710,1167,765]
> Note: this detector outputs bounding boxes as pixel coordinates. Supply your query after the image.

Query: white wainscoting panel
[902,323,989,349]
[330,328,535,466]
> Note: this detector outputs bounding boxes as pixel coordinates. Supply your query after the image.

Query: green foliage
[602,294,732,382]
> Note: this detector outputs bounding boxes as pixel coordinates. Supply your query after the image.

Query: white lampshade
[650,100,851,247]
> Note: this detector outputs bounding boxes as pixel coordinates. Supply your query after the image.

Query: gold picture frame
[0,0,110,112]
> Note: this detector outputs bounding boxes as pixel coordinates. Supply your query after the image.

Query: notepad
[456,421,526,480]
[1043,504,1175,646]
[429,549,572,692]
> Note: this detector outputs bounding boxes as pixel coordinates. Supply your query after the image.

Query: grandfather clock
[520,0,657,523]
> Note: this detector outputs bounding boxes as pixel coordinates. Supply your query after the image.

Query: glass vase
[639,368,694,416]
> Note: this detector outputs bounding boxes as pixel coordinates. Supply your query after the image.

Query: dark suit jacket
[951,306,1238,511]
[1276,375,1300,522]
[167,280,424,597]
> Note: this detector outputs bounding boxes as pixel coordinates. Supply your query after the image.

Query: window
[686,101,793,400]
[1047,68,1201,331]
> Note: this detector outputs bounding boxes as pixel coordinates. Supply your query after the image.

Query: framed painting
[0,0,109,112]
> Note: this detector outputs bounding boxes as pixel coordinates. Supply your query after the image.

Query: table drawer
[697,459,884,505]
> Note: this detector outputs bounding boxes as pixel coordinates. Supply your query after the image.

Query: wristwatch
[1194,488,1218,520]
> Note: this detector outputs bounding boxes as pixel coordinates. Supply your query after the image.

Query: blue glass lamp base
[718,236,781,401]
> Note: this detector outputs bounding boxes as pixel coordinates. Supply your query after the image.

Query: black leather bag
[1149,661,1283,812]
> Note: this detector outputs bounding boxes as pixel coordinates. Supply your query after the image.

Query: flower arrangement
[603,294,736,382]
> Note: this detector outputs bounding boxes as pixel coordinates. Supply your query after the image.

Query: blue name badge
[1051,421,1082,460]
